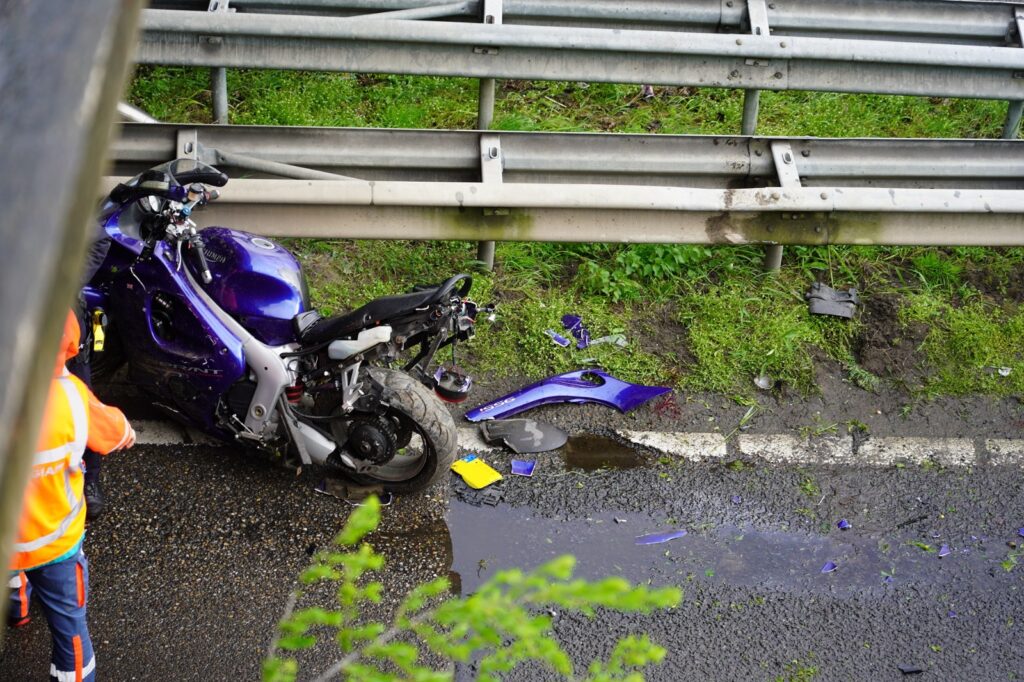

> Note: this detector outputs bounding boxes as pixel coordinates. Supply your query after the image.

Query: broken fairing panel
[464,370,672,422]
[479,418,568,454]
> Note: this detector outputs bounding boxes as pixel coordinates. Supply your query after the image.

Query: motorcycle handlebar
[192,236,213,284]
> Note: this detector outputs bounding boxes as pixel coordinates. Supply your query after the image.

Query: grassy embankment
[130,68,1024,401]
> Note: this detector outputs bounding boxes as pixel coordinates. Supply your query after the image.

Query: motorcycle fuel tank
[197,228,309,346]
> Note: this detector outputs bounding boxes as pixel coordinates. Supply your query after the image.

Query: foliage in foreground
[264,496,681,682]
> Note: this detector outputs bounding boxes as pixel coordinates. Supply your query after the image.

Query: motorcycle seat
[296,288,439,344]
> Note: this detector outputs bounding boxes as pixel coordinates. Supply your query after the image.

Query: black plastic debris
[806,282,859,319]
[897,664,924,675]
[480,418,569,454]
[314,478,393,506]
[452,478,506,507]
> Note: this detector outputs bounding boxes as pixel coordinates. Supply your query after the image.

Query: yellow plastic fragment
[450,454,503,489]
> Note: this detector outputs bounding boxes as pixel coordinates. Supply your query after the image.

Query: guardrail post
[209,1,232,124]
[1003,8,1024,139]
[765,141,801,272]
[476,0,502,271]
[743,0,779,271]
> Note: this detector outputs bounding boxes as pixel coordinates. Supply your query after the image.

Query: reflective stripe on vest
[13,378,87,555]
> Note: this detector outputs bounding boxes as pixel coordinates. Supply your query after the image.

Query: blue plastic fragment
[510,459,536,477]
[731,495,743,505]
[938,544,951,558]
[545,330,571,347]
[821,561,838,574]
[1019,528,1024,538]
[635,530,687,546]
[837,519,851,530]
[883,575,894,584]
[948,610,957,618]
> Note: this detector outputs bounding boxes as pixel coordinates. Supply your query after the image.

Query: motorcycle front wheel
[328,366,457,494]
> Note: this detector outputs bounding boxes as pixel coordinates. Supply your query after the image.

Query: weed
[774,653,819,682]
[799,414,839,439]
[725,460,750,473]
[909,541,937,553]
[798,475,821,499]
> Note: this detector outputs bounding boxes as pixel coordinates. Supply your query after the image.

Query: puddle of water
[444,499,1009,597]
[560,435,646,471]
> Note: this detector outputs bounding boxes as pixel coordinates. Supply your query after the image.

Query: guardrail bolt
[801,149,811,157]
[736,38,743,45]
[774,72,784,79]
[783,152,793,163]
[780,41,787,48]
[820,192,828,200]
[768,2,776,8]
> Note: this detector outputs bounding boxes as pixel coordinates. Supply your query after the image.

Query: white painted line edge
[126,420,1024,468]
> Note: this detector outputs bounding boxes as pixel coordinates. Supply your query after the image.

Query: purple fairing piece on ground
[561,314,591,349]
[545,329,571,347]
[464,369,673,422]
[821,561,837,574]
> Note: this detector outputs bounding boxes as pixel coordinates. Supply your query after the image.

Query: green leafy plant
[264,496,681,681]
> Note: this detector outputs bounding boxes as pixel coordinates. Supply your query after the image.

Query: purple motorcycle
[87,159,481,493]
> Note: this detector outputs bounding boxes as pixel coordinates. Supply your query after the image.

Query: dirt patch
[639,303,696,385]
[854,292,928,381]
[962,261,1024,304]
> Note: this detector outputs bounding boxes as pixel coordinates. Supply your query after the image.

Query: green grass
[128,68,1024,397]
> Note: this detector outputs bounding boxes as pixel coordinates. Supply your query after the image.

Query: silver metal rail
[107,124,1024,246]
[137,8,1024,99]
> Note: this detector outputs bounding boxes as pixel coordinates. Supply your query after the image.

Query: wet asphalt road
[3,388,1024,681]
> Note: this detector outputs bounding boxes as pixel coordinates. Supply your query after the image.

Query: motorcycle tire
[339,366,457,494]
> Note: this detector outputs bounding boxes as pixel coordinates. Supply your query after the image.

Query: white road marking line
[617,431,727,462]
[127,419,1020,469]
[986,439,1024,465]
[738,434,850,464]
[857,437,975,467]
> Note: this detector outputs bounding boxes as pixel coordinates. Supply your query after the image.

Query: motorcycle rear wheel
[330,367,457,494]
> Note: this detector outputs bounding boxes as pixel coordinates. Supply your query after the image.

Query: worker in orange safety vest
[7,310,135,682]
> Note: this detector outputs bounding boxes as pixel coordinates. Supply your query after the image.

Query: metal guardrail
[138,5,1024,100]
[107,124,1024,246]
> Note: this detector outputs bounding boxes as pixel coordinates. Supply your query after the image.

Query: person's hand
[123,425,136,449]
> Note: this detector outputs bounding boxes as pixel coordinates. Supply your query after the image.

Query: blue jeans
[9,550,95,682]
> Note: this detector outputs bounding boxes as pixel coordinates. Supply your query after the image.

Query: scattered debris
[731,495,743,505]
[938,544,951,558]
[948,610,957,618]
[821,561,838,574]
[561,314,591,350]
[479,418,568,454]
[465,370,672,421]
[314,479,393,506]
[897,664,924,675]
[754,373,775,391]
[998,367,1013,377]
[614,517,628,524]
[1018,528,1024,538]
[451,454,503,489]
[510,459,536,477]
[452,479,506,507]
[544,329,571,347]
[635,530,687,546]
[590,334,628,348]
[806,282,859,319]
[837,519,851,530]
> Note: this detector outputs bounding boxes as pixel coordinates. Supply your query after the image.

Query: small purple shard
[930,531,941,539]
[947,610,957,618]
[938,544,951,558]
[576,329,591,350]
[821,561,838,574]
[884,575,894,584]
[837,519,851,530]
[545,330,571,347]
[731,495,743,505]
[510,459,536,477]
[1018,528,1024,538]
[635,530,687,545]
[561,314,583,333]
